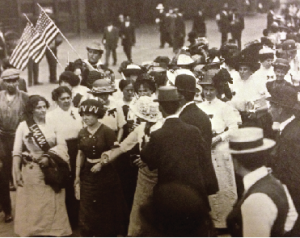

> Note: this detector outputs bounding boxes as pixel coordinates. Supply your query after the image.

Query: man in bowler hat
[141,86,215,236]
[175,73,219,196]
[267,84,300,235]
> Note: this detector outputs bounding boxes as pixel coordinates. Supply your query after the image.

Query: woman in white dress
[12,95,72,237]
[198,68,242,229]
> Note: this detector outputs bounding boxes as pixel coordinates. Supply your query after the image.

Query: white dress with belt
[198,98,241,228]
[13,121,72,237]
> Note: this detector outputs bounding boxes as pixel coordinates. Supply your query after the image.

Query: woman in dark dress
[74,99,127,236]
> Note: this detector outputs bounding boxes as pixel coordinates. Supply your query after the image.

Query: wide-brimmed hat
[219,127,276,154]
[123,64,143,76]
[259,47,275,60]
[175,73,197,93]
[130,96,162,123]
[266,84,300,111]
[176,54,195,66]
[154,86,183,102]
[1,68,20,80]
[86,41,104,53]
[88,79,117,95]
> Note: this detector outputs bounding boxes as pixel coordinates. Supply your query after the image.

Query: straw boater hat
[88,79,117,95]
[219,127,276,154]
[129,96,162,123]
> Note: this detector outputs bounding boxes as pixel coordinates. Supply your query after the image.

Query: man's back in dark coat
[179,102,218,195]
[141,117,209,200]
[270,117,300,235]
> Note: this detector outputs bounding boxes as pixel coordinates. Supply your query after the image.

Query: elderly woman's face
[82,113,98,126]
[33,101,47,120]
[57,92,72,111]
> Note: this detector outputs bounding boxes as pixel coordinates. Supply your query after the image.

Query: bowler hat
[123,64,143,76]
[86,41,104,53]
[175,74,197,93]
[219,127,275,154]
[266,84,300,110]
[154,86,183,102]
[1,68,20,80]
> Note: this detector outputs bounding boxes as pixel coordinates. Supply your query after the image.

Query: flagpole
[37,3,82,59]
[23,13,64,70]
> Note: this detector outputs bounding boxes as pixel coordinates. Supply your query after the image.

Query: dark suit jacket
[119,23,135,46]
[103,26,119,49]
[179,102,218,195]
[141,118,210,201]
[228,13,244,33]
[270,117,300,210]
[217,10,230,33]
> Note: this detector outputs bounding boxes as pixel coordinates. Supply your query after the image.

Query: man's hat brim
[218,138,276,154]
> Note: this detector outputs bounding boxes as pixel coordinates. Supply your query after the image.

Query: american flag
[9,23,35,70]
[30,11,59,63]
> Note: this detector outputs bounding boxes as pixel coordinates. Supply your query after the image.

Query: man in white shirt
[223,127,298,237]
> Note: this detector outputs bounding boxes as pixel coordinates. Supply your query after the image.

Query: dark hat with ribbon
[78,99,107,118]
[154,86,183,102]
[219,127,275,154]
[88,79,117,95]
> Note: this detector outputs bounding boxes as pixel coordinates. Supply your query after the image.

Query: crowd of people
[1,2,300,237]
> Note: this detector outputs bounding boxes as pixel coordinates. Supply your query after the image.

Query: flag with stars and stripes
[9,23,35,70]
[30,11,60,63]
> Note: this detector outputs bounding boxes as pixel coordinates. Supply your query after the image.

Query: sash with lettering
[26,117,70,193]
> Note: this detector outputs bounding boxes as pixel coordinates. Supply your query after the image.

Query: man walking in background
[103,20,119,66]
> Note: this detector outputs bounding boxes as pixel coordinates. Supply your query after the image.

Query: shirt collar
[165,114,178,120]
[178,101,195,115]
[280,115,295,133]
[243,166,270,192]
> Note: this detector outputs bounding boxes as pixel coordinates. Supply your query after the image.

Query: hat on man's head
[219,127,276,154]
[154,86,183,102]
[1,68,20,80]
[88,79,117,95]
[175,74,197,93]
[266,84,300,110]
[86,41,104,53]
[282,39,297,51]
[153,56,170,69]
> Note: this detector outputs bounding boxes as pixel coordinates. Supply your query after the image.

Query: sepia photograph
[0,0,300,236]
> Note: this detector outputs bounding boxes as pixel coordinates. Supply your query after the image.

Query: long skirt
[208,142,238,228]
[128,166,158,236]
[79,162,128,237]
[14,163,72,237]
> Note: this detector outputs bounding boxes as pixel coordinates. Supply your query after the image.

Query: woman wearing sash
[75,99,127,236]
[12,95,72,237]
